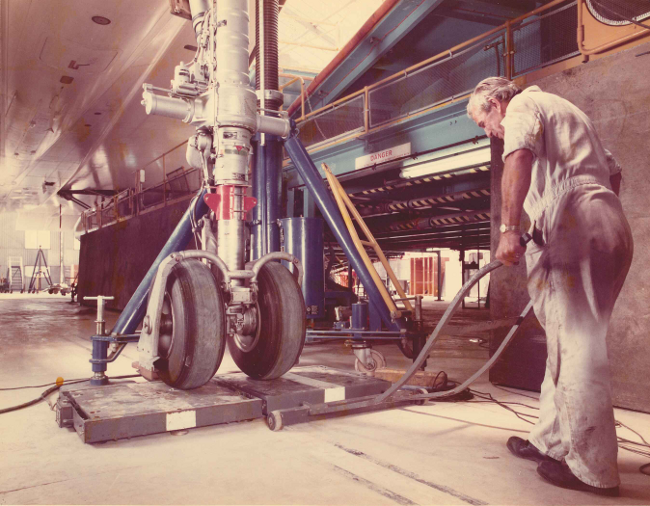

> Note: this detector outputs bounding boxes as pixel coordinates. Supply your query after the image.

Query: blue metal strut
[284,127,403,331]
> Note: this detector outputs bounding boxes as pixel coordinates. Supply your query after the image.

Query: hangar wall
[490,40,650,413]
[77,199,192,311]
[0,212,79,289]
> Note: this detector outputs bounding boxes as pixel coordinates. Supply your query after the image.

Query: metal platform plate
[61,380,263,444]
[213,366,391,414]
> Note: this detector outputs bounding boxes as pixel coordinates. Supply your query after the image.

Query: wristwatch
[499,224,519,233]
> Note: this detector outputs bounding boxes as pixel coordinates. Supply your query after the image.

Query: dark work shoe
[537,460,620,497]
[507,436,557,464]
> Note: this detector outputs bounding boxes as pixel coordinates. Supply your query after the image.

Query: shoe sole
[537,463,620,497]
[506,440,554,464]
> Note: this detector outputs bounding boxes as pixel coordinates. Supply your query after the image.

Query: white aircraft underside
[0,0,259,217]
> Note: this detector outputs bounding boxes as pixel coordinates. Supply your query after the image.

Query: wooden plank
[372,368,447,389]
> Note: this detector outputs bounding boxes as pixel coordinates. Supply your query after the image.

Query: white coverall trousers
[524,183,633,489]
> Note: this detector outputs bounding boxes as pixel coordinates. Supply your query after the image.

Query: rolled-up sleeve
[501,95,544,162]
[604,149,622,175]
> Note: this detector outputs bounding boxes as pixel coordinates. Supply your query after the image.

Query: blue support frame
[300,0,445,113]
[252,134,283,258]
[285,99,485,189]
[284,126,403,332]
[89,189,209,383]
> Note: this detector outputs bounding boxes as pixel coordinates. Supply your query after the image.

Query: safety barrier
[292,0,582,152]
[80,141,202,234]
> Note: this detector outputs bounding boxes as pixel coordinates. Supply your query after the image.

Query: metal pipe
[284,130,403,331]
[141,92,193,122]
[265,136,282,253]
[437,251,442,301]
[251,134,265,259]
[110,189,209,335]
[189,0,210,39]
[256,114,291,136]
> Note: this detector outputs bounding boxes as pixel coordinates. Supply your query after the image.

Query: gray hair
[467,77,522,120]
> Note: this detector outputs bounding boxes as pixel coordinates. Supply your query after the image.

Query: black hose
[0,375,141,415]
[373,259,532,404]
[373,234,532,403]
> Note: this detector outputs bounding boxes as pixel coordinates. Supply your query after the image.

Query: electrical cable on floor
[469,389,538,425]
[492,384,541,400]
[0,378,92,391]
[457,389,650,476]
[0,374,141,415]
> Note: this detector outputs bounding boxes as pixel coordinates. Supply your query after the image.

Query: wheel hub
[231,305,260,353]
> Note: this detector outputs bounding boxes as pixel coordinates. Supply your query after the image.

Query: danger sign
[355,142,411,170]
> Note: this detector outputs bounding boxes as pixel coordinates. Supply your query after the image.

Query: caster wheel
[267,411,284,431]
[156,259,226,390]
[228,262,306,380]
[354,349,386,374]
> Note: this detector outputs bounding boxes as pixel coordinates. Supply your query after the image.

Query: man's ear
[488,97,503,114]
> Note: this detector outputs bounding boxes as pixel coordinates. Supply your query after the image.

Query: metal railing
[291,0,581,153]
[80,141,202,234]
[511,1,579,77]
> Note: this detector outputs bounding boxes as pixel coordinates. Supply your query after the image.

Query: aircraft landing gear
[137,251,305,389]
[228,262,306,380]
[156,259,227,390]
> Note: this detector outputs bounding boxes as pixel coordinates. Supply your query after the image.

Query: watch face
[499,224,506,233]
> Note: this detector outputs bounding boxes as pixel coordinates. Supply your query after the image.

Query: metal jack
[85,295,114,385]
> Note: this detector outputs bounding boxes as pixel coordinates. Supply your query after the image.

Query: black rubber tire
[156,259,226,390]
[228,262,306,380]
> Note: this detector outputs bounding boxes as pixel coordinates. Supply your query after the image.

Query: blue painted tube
[110,189,210,335]
[252,134,282,258]
[265,135,283,254]
[91,340,108,372]
[284,131,403,331]
[251,134,265,259]
[351,302,368,330]
[279,217,325,319]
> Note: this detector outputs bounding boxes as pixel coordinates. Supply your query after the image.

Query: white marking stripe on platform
[283,373,346,402]
[166,410,197,431]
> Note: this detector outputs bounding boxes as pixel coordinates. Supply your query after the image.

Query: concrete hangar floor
[1,292,649,505]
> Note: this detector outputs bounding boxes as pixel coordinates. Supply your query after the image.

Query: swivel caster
[267,410,284,432]
[354,348,386,374]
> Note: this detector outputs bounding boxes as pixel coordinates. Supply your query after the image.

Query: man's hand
[496,231,526,266]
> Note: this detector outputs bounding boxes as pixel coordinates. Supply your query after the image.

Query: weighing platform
[55,366,391,443]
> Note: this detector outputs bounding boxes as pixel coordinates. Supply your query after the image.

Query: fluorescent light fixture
[400,146,491,179]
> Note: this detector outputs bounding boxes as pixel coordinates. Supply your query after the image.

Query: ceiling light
[92,16,111,25]
[400,146,491,179]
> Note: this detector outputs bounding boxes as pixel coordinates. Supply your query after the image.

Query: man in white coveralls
[467,76,633,496]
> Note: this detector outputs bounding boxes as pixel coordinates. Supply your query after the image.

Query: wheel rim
[232,304,261,353]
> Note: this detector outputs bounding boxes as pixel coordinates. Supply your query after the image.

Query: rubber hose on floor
[372,233,534,404]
